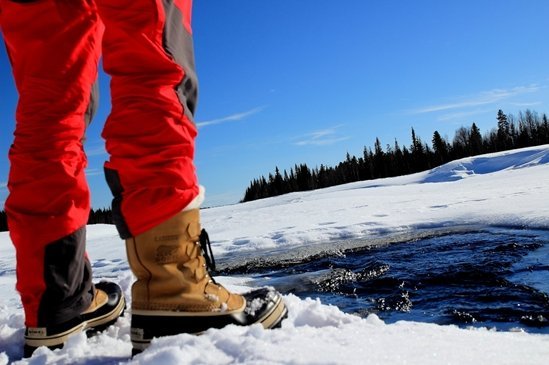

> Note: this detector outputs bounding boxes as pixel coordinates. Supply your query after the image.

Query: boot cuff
[183,185,205,211]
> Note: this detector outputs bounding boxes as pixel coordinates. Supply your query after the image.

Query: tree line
[241,109,549,202]
[0,208,115,232]
[1,108,548,231]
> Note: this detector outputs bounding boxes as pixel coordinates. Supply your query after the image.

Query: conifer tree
[497,109,511,150]
[469,123,483,156]
[432,130,449,164]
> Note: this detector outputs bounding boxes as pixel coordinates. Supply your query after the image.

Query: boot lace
[199,229,217,280]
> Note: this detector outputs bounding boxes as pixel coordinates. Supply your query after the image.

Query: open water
[221,227,549,333]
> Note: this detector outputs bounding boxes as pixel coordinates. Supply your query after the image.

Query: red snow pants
[0,0,199,327]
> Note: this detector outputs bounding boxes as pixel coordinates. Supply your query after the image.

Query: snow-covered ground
[1,145,549,364]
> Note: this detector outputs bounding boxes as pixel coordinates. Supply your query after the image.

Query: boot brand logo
[154,234,180,242]
[155,245,180,264]
[131,328,144,340]
[27,327,47,337]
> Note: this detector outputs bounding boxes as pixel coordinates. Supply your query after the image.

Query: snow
[202,145,549,258]
[1,145,549,364]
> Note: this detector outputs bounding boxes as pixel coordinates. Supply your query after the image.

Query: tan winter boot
[126,209,287,354]
[24,282,125,357]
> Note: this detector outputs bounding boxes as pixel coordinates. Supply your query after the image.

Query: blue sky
[2,0,549,208]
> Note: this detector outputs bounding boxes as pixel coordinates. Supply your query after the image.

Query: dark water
[221,227,549,333]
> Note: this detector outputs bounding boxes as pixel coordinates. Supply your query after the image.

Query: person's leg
[97,0,199,238]
[0,0,124,356]
[96,0,287,354]
[1,0,100,329]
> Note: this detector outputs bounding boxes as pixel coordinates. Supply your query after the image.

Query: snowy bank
[202,145,549,257]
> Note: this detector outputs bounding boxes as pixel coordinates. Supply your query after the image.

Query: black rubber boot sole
[131,287,288,356]
[24,281,126,357]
